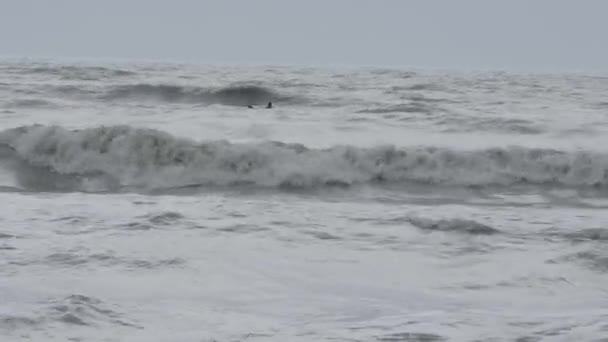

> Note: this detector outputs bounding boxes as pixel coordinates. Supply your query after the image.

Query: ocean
[1,59,608,341]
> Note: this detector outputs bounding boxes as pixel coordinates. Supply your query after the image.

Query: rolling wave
[1,124,608,192]
[103,84,290,106]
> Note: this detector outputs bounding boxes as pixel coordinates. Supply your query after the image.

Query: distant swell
[2,124,608,192]
[22,65,135,80]
[104,84,287,106]
[5,98,59,109]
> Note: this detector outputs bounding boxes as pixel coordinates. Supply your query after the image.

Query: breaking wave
[2,124,608,192]
[103,84,290,106]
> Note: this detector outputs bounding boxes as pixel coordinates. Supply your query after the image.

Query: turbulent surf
[1,60,608,342]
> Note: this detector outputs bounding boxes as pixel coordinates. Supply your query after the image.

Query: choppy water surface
[1,59,608,341]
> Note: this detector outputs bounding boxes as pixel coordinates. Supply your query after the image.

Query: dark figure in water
[247,105,254,109]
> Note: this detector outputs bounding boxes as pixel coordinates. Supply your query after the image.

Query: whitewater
[1,59,608,342]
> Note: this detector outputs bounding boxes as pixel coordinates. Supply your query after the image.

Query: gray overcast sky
[1,0,606,72]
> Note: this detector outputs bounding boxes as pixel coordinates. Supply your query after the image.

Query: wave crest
[2,125,608,192]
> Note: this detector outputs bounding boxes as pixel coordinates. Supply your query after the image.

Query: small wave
[278,80,326,89]
[3,124,608,193]
[357,103,435,115]
[304,230,341,240]
[391,83,445,92]
[103,83,289,106]
[145,211,185,226]
[596,101,608,108]
[212,85,279,105]
[471,118,543,135]
[377,332,446,342]
[44,250,184,269]
[0,294,139,332]
[439,117,542,135]
[406,217,499,235]
[370,69,416,78]
[563,228,608,242]
[559,250,608,272]
[5,98,59,109]
[0,315,41,330]
[399,94,458,104]
[26,65,135,80]
[48,294,139,328]
[51,85,98,98]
